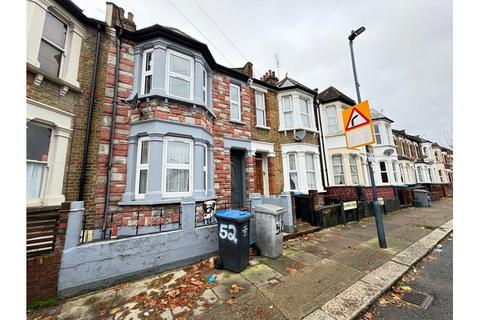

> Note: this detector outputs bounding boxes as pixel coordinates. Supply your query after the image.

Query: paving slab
[259,259,363,320]
[301,243,336,259]
[321,280,381,320]
[418,228,450,247]
[241,264,284,287]
[262,255,305,276]
[391,241,432,266]
[341,229,378,242]
[388,224,432,242]
[359,236,413,255]
[286,250,321,266]
[196,289,287,320]
[360,260,410,290]
[328,246,393,273]
[303,308,336,320]
[211,271,255,300]
[314,235,363,252]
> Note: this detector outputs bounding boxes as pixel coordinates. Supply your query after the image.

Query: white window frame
[374,123,382,144]
[416,166,424,182]
[255,91,266,127]
[38,11,68,78]
[385,124,393,145]
[230,83,241,121]
[392,161,399,183]
[438,169,444,183]
[282,95,293,129]
[299,98,311,129]
[399,163,405,183]
[166,49,194,100]
[163,137,194,197]
[305,153,317,189]
[325,105,339,134]
[202,67,207,105]
[349,154,359,185]
[332,155,345,185]
[287,153,299,191]
[141,49,154,95]
[201,143,208,196]
[135,137,150,199]
[379,161,389,183]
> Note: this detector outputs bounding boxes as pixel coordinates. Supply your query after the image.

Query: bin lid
[214,209,252,222]
[253,204,286,216]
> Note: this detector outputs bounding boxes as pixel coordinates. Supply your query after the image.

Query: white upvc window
[163,138,193,196]
[282,96,293,128]
[287,153,298,190]
[332,155,345,185]
[141,49,154,95]
[202,67,207,104]
[428,168,434,182]
[38,11,68,77]
[27,122,53,201]
[299,98,311,128]
[201,143,208,195]
[166,49,194,100]
[135,137,149,199]
[349,154,359,185]
[230,83,241,121]
[379,161,389,183]
[305,153,317,189]
[385,124,393,145]
[326,105,338,133]
[416,166,424,182]
[255,91,266,127]
[374,123,382,144]
[392,161,399,182]
[399,163,405,183]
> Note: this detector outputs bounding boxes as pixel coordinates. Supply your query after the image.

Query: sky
[75,0,453,146]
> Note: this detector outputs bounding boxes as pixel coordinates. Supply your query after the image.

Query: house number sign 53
[219,223,238,244]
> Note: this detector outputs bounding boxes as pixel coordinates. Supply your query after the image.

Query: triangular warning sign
[345,107,370,131]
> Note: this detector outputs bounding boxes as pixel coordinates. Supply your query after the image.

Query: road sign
[342,100,375,149]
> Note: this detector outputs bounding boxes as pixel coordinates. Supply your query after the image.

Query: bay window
[282,96,293,128]
[332,155,345,185]
[417,166,424,182]
[230,83,241,121]
[141,49,153,95]
[349,155,359,185]
[305,153,316,189]
[38,12,67,77]
[255,91,266,127]
[167,50,194,99]
[202,67,207,104]
[299,98,311,128]
[385,124,392,145]
[379,161,389,183]
[287,153,298,190]
[164,138,193,195]
[392,161,399,182]
[135,138,149,199]
[326,106,338,133]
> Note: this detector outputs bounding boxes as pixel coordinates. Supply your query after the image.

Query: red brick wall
[325,185,396,202]
[27,203,69,303]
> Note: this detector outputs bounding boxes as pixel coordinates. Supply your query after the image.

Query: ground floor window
[349,155,359,185]
[379,161,389,183]
[399,163,405,183]
[392,161,399,183]
[287,153,298,190]
[27,122,52,200]
[164,138,193,195]
[417,166,424,182]
[332,155,345,185]
[305,153,316,189]
[438,169,443,183]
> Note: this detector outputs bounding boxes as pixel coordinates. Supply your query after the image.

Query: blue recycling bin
[214,209,252,273]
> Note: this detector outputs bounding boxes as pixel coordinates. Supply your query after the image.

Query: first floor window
[27,122,52,199]
[287,153,298,190]
[326,105,338,133]
[305,153,316,189]
[167,50,193,99]
[135,138,149,198]
[255,91,266,126]
[379,161,389,183]
[164,139,192,194]
[38,12,67,77]
[141,49,154,94]
[202,67,207,104]
[374,124,382,144]
[230,83,241,121]
[332,155,345,185]
[282,96,293,128]
[349,155,359,184]
[299,98,311,128]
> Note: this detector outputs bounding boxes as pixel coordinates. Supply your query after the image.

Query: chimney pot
[128,12,134,21]
[118,7,125,18]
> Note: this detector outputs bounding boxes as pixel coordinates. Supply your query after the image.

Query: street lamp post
[348,27,387,248]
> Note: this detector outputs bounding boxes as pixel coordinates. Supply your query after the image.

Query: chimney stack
[260,69,279,86]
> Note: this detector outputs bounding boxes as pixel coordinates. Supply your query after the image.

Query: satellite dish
[294,129,307,141]
[383,148,394,156]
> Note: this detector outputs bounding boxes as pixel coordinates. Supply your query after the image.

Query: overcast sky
[75,0,452,146]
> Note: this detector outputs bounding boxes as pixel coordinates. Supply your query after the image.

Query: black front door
[230,150,244,209]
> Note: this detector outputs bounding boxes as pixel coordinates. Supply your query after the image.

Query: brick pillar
[245,152,255,198]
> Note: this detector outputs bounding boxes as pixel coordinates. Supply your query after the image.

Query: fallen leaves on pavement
[226,297,237,306]
[112,283,129,291]
[229,284,245,294]
[362,311,374,320]
[286,267,298,274]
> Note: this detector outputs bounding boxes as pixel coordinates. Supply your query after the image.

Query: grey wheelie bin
[254,204,285,258]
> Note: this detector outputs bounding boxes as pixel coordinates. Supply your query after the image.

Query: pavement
[28,198,453,320]
[359,232,453,320]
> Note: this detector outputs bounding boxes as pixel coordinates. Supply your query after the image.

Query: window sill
[230,119,246,125]
[255,125,271,130]
[119,195,217,206]
[27,62,82,94]
[325,131,343,137]
[278,128,318,133]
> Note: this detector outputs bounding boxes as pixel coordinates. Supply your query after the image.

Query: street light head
[348,26,366,41]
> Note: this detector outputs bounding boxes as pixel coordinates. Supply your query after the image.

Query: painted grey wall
[58,199,219,298]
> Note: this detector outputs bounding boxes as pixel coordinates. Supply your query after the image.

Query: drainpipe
[313,89,329,187]
[78,23,102,200]
[102,27,122,238]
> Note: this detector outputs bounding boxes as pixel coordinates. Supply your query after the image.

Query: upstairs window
[202,67,207,104]
[255,91,266,127]
[167,50,193,99]
[135,138,149,199]
[349,155,359,185]
[374,124,382,144]
[385,124,392,145]
[141,49,154,95]
[287,153,298,190]
[299,98,311,128]
[379,161,389,183]
[38,12,67,77]
[332,155,345,185]
[305,153,316,189]
[164,138,193,195]
[230,83,241,121]
[27,122,52,200]
[326,106,338,133]
[282,96,293,128]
